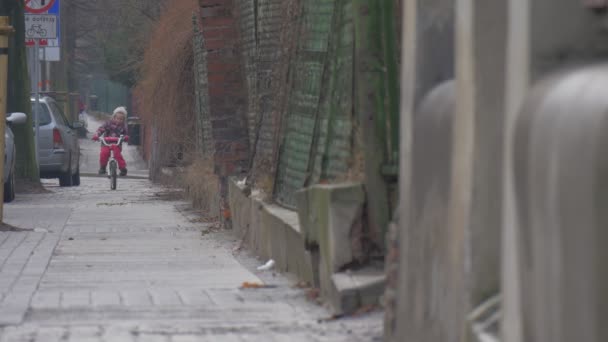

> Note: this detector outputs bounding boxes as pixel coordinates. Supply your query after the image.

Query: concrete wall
[228,179,317,285]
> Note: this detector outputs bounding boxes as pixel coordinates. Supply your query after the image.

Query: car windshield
[30,102,52,126]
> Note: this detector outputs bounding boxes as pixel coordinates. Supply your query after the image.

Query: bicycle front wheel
[109,161,117,190]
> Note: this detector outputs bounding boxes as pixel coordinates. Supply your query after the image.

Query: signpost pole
[46,60,51,92]
[34,38,40,167]
[25,0,58,172]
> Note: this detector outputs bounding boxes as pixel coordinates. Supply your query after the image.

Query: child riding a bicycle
[92,107,129,176]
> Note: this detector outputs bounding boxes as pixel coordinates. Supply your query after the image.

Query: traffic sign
[24,0,60,56]
[25,15,57,39]
[24,0,56,14]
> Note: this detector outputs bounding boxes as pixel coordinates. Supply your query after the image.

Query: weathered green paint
[1,1,39,181]
[380,0,400,164]
[352,0,399,249]
[310,0,356,183]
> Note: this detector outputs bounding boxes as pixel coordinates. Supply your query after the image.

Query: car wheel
[59,156,73,187]
[72,167,80,186]
[4,170,15,203]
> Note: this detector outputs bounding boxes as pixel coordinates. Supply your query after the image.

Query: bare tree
[63,0,165,88]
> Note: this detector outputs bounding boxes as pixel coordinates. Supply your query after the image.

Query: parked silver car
[4,112,27,202]
[31,97,82,186]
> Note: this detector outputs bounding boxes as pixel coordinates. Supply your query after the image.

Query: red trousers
[100,145,126,169]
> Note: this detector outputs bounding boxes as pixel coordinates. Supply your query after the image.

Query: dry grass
[134,0,222,218]
[255,172,274,201]
[182,157,220,220]
[136,0,199,172]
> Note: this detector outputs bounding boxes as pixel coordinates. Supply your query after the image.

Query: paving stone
[31,291,61,309]
[175,289,213,306]
[32,327,66,342]
[149,288,182,306]
[120,290,153,307]
[91,291,121,307]
[60,291,91,308]
[66,326,102,342]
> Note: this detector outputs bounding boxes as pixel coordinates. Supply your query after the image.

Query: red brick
[199,0,224,7]
[202,17,234,29]
[207,73,226,84]
[207,62,240,72]
[203,26,236,38]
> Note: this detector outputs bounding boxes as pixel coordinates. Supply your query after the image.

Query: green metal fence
[274,0,336,208]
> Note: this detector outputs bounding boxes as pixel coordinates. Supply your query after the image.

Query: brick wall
[199,0,250,177]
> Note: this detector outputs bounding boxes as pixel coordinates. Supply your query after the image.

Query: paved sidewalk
[0,124,383,341]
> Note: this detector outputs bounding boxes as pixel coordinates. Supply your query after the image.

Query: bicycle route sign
[25,0,60,48]
[25,14,57,39]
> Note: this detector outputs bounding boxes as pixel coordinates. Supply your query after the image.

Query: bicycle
[27,24,47,37]
[99,134,126,190]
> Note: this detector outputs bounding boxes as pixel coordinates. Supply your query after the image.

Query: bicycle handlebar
[99,134,124,146]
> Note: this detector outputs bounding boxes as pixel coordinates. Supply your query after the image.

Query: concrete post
[502,1,530,341]
[386,0,417,339]
[391,0,455,341]
[456,0,508,311]
[514,64,608,342]
[503,1,608,341]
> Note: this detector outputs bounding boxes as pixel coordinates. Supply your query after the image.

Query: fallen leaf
[240,282,277,289]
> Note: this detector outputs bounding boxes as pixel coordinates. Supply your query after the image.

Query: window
[31,102,52,126]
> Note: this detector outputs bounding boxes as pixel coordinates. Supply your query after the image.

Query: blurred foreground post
[0,16,13,222]
[514,64,608,342]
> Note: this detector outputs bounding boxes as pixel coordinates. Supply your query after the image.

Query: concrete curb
[228,178,386,315]
[228,179,317,287]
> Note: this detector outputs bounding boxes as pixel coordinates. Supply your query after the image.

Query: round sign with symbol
[24,0,56,14]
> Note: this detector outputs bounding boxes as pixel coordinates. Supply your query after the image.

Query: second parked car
[31,96,82,186]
